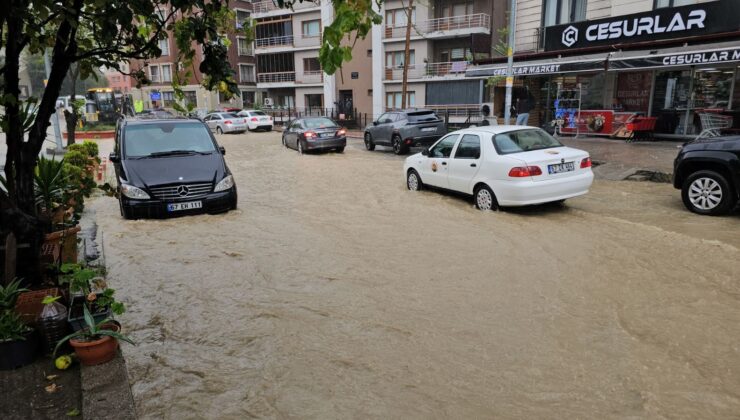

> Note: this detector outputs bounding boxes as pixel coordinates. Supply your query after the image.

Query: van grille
[149,182,213,200]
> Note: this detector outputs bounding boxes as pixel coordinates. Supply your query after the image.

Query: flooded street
[90,131,740,419]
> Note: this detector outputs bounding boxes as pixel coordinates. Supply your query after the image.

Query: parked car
[237,109,274,131]
[673,135,740,215]
[364,109,446,155]
[282,117,346,154]
[204,112,247,134]
[403,126,594,210]
[110,117,237,219]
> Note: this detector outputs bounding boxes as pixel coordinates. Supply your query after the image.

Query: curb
[81,351,137,420]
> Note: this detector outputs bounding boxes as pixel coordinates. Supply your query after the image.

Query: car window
[123,122,216,158]
[454,134,481,159]
[203,115,211,121]
[493,129,563,154]
[224,113,240,118]
[304,118,338,129]
[378,113,391,124]
[429,134,459,158]
[407,111,440,123]
[288,120,300,130]
[252,111,267,116]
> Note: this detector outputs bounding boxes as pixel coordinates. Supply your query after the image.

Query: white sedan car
[403,126,594,210]
[236,109,273,131]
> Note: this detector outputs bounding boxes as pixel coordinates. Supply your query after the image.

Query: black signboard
[466,60,605,78]
[611,47,740,70]
[351,72,359,79]
[544,0,739,52]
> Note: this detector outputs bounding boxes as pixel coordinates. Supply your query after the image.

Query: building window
[184,91,197,107]
[239,64,255,83]
[303,57,321,73]
[440,47,471,62]
[386,8,415,27]
[305,94,323,108]
[149,66,160,83]
[386,92,415,109]
[302,20,321,38]
[654,0,693,8]
[161,64,172,82]
[162,92,175,107]
[159,38,170,56]
[237,37,252,56]
[385,50,415,68]
[543,0,586,27]
[242,91,255,108]
[440,2,473,17]
[236,10,251,28]
[368,89,373,96]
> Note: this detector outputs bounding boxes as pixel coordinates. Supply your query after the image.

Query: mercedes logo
[176,185,190,197]
[562,25,578,47]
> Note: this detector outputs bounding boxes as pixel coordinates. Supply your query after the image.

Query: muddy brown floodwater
[90,131,740,419]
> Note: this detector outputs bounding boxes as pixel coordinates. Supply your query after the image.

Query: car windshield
[123,122,216,158]
[407,111,440,123]
[492,129,563,154]
[304,118,337,129]
[224,113,240,118]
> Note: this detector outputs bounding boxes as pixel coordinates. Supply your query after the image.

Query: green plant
[0,311,32,342]
[95,289,126,316]
[0,278,29,311]
[63,150,89,169]
[59,263,97,294]
[54,305,135,356]
[34,156,67,213]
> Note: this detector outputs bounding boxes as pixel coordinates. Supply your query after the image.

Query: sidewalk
[346,129,681,181]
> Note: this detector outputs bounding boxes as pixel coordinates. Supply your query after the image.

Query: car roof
[120,117,203,126]
[452,125,541,136]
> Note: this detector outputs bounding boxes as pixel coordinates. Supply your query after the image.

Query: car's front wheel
[364,132,375,151]
[407,169,423,191]
[474,184,498,211]
[682,170,736,215]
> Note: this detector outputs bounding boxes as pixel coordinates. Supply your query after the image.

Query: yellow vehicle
[84,88,134,122]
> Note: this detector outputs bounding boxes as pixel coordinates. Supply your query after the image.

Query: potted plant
[0,279,39,370]
[58,263,114,331]
[54,305,134,366]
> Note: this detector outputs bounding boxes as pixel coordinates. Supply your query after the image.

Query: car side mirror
[219,146,226,155]
[421,148,429,156]
[109,152,120,163]
[372,121,379,126]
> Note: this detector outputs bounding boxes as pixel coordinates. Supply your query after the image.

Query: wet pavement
[90,131,740,419]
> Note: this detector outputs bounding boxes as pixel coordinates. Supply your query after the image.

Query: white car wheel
[475,185,497,211]
[407,170,422,191]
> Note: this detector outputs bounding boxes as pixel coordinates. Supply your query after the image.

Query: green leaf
[97,330,136,346]
[66,408,80,417]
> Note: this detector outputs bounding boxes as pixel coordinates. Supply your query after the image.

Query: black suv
[673,135,740,215]
[110,118,237,219]
[363,109,446,155]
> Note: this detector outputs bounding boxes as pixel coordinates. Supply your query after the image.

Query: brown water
[91,132,740,419]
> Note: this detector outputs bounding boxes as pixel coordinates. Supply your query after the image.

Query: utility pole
[504,0,517,124]
[44,49,65,153]
[401,0,414,109]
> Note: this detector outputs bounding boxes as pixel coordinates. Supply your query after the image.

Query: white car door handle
[470,163,477,167]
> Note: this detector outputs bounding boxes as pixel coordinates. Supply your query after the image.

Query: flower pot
[44,225,81,264]
[0,330,39,370]
[70,333,118,366]
[67,295,111,332]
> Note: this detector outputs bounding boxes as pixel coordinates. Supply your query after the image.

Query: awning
[465,41,740,78]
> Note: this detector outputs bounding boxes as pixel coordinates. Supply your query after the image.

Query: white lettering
[623,19,638,37]
[686,10,706,29]
[608,21,622,39]
[637,17,654,35]
[586,25,598,41]
[667,13,686,32]
[653,16,666,34]
[732,50,740,60]
[597,23,609,40]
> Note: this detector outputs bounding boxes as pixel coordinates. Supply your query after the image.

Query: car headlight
[120,184,150,199]
[214,175,234,192]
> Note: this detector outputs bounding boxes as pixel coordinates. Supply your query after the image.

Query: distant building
[103,64,133,94]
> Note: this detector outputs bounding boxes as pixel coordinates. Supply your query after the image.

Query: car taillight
[508,166,542,177]
[251,117,258,121]
[580,157,592,168]
[304,131,316,140]
[337,129,346,136]
[224,120,232,125]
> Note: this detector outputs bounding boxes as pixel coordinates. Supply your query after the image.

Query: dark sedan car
[363,109,446,155]
[110,118,237,219]
[673,135,740,215]
[282,117,347,154]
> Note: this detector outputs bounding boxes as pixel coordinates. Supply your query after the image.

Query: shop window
[733,67,740,110]
[615,71,652,113]
[654,0,693,9]
[651,70,692,135]
[693,68,734,110]
[578,73,605,110]
[543,0,586,26]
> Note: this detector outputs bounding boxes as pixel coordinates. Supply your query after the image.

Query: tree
[1,0,385,280]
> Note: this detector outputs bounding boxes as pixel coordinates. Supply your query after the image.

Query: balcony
[297,70,323,84]
[255,35,294,49]
[384,13,490,40]
[238,45,254,56]
[257,71,296,84]
[383,61,470,81]
[294,34,321,49]
[252,0,321,16]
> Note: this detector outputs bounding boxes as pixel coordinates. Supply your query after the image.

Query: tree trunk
[401,0,414,110]
[64,64,80,145]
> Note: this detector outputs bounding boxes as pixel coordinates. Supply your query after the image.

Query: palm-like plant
[34,156,66,213]
[0,278,29,311]
[54,305,135,356]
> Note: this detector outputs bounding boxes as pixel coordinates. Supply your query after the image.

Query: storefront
[466,0,740,139]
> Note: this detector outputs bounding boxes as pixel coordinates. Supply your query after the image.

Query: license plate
[260,118,268,121]
[421,127,436,132]
[167,201,203,212]
[548,162,575,174]
[320,133,333,138]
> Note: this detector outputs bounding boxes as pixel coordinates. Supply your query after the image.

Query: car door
[373,113,395,145]
[285,120,300,148]
[447,134,482,194]
[419,134,459,189]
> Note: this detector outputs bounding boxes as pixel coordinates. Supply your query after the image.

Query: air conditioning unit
[263,97,273,106]
[479,103,497,126]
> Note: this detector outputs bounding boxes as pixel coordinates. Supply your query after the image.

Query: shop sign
[544,0,738,51]
[465,60,604,78]
[611,47,740,70]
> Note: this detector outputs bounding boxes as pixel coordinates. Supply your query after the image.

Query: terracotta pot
[70,331,119,366]
[44,225,81,264]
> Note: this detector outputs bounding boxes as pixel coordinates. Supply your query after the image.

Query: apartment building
[466,0,740,137]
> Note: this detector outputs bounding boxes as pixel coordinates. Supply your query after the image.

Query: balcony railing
[255,35,294,48]
[253,0,321,14]
[238,45,254,56]
[298,70,323,84]
[294,34,321,48]
[257,71,296,83]
[384,13,490,38]
[384,61,469,80]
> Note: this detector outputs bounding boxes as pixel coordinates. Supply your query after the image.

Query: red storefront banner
[560,110,640,137]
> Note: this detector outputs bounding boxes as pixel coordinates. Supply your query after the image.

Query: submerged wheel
[216,127,223,135]
[392,135,407,155]
[297,140,304,155]
[407,169,423,191]
[682,170,736,215]
[474,184,498,211]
